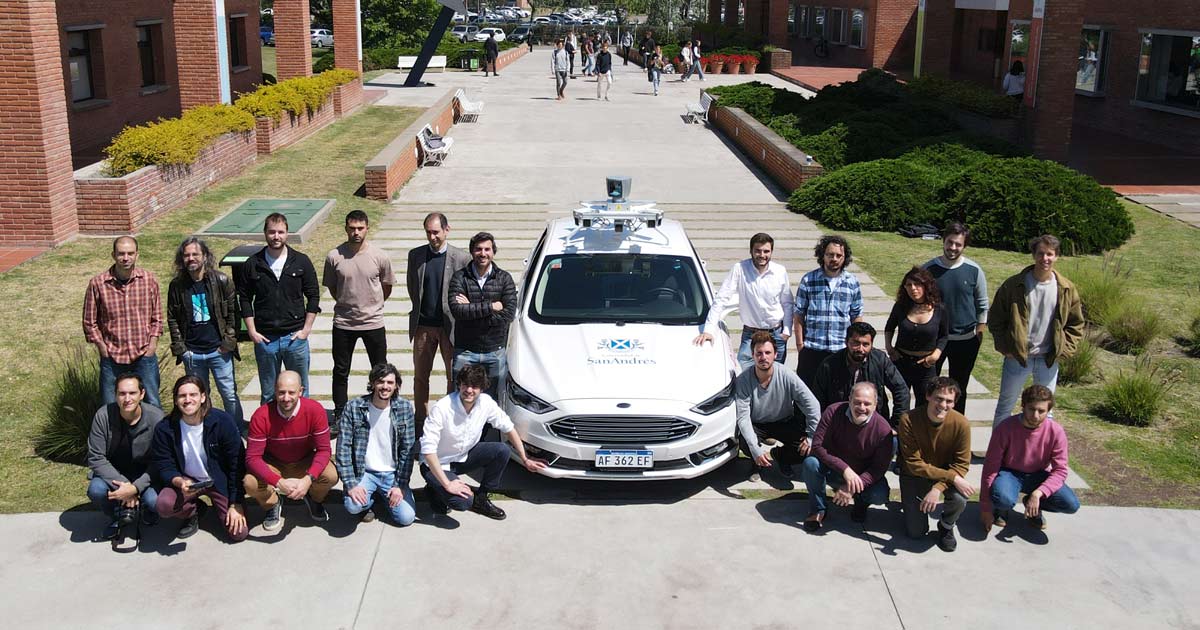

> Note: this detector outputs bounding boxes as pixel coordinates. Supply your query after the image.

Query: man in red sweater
[243,371,337,531]
[980,385,1079,533]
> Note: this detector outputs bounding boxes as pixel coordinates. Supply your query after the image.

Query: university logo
[598,339,643,352]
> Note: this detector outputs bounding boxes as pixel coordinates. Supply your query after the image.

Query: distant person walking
[1003,60,1025,102]
[682,40,705,81]
[648,45,663,96]
[596,42,613,101]
[621,30,633,65]
[582,35,594,76]
[483,32,500,77]
[677,41,692,81]
[552,39,569,100]
[566,31,577,77]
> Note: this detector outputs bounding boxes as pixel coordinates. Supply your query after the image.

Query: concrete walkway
[8,49,1191,629]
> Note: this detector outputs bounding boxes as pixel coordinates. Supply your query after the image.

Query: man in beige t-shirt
[324,210,394,420]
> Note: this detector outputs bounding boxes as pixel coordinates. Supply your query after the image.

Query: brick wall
[709,100,825,193]
[918,0,955,76]
[74,131,257,233]
[332,0,362,74]
[254,95,337,155]
[365,89,459,201]
[0,0,79,246]
[275,0,312,80]
[333,79,364,117]
[173,0,222,108]
[871,0,918,71]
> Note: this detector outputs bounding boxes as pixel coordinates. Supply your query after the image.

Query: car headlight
[507,378,557,414]
[690,379,734,415]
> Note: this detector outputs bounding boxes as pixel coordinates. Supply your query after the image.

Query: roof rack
[572,176,664,233]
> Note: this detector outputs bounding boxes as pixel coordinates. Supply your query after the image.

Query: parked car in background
[533,16,551,25]
[310,28,333,47]
[475,27,506,42]
[510,24,534,43]
[450,25,480,42]
[260,27,273,46]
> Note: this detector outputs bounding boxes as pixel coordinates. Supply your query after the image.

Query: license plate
[594,449,653,469]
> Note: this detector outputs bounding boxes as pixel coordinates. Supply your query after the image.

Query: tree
[360,0,442,49]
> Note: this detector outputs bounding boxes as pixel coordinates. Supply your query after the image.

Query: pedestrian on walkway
[552,39,569,100]
[166,237,242,427]
[924,222,988,415]
[595,41,613,100]
[447,232,517,401]
[325,210,394,423]
[87,373,164,541]
[793,235,864,388]
[682,39,705,81]
[677,41,692,81]
[988,234,1084,425]
[639,30,656,58]
[884,266,949,409]
[621,30,633,65]
[648,46,663,96]
[566,31,577,77]
[483,31,500,77]
[899,377,972,552]
[581,35,594,76]
[83,236,163,408]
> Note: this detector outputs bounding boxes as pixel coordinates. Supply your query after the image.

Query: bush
[1099,357,1180,427]
[103,104,255,177]
[1064,255,1131,326]
[1184,314,1200,357]
[234,69,359,121]
[789,159,941,230]
[908,74,1018,118]
[1059,335,1099,384]
[941,157,1135,254]
[1105,302,1164,354]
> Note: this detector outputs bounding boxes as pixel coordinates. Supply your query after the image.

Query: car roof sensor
[574,177,663,233]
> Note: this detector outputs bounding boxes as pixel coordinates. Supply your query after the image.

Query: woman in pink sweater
[980,385,1080,532]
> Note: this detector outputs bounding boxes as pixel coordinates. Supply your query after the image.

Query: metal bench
[685,91,715,124]
[417,124,453,166]
[453,89,485,123]
[398,55,448,72]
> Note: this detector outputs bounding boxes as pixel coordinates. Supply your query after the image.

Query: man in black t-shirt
[167,237,243,426]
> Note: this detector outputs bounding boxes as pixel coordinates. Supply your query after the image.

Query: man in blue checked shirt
[793,235,864,388]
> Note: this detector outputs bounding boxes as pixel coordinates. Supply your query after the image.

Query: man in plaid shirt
[793,235,864,389]
[335,363,417,526]
[83,237,163,408]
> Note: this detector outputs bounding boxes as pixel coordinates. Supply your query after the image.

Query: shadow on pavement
[495,458,762,505]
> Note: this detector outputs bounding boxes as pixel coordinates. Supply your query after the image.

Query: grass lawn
[843,200,1200,508]
[0,105,422,514]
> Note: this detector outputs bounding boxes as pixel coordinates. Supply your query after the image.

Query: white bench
[398,55,448,72]
[454,89,485,123]
[417,124,453,166]
[685,91,715,124]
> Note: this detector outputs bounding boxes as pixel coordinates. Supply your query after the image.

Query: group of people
[549,29,704,100]
[84,211,539,542]
[700,226,1084,550]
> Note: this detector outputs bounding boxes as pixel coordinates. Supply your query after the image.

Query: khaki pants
[243,456,338,508]
[412,325,454,430]
[597,72,612,99]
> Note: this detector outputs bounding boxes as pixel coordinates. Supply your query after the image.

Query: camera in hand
[114,503,139,527]
[188,479,214,491]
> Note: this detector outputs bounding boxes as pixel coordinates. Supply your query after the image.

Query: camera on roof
[606,176,631,202]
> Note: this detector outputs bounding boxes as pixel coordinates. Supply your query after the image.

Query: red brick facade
[709,101,825,192]
[254,95,338,155]
[332,0,362,74]
[274,0,312,80]
[333,79,365,118]
[365,90,460,202]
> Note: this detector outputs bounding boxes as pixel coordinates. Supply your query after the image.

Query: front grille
[547,415,698,445]
[552,456,695,472]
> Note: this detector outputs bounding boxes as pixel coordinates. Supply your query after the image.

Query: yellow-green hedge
[103,104,255,177]
[102,69,360,176]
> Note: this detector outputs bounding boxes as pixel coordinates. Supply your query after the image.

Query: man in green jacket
[988,235,1084,425]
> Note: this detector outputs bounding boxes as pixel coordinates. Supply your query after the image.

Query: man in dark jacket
[811,322,910,428]
[448,232,517,400]
[87,373,164,541]
[167,237,242,426]
[236,213,320,405]
[484,32,500,76]
[596,41,613,101]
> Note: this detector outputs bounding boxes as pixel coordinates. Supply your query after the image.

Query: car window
[530,254,707,325]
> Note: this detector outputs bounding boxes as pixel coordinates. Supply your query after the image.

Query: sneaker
[994,510,1008,529]
[177,514,200,539]
[748,465,763,483]
[803,511,825,532]
[471,490,507,521]
[776,460,795,479]
[101,519,122,541]
[427,490,450,515]
[936,523,958,552]
[304,496,329,522]
[851,500,868,523]
[360,509,376,523]
[263,502,283,531]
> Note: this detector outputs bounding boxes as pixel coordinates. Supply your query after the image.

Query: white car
[533,16,551,24]
[451,25,480,42]
[310,28,333,47]
[502,179,739,480]
[475,27,506,42]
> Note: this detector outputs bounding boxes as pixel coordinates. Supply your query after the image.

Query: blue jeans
[87,475,159,520]
[801,456,889,515]
[343,471,416,526]
[650,69,661,94]
[183,349,242,423]
[253,333,310,405]
[100,355,161,408]
[990,469,1080,515]
[683,58,704,80]
[452,348,507,401]
[994,356,1059,424]
[737,328,787,371]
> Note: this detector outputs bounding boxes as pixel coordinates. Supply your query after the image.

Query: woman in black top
[885,266,949,408]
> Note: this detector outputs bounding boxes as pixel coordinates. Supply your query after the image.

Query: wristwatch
[308,473,317,482]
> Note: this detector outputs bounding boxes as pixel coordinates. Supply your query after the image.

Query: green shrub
[314,53,335,73]
[1184,314,1200,357]
[235,69,359,121]
[941,157,1134,254]
[908,74,1018,118]
[103,104,255,177]
[1099,357,1180,427]
[1064,254,1131,326]
[1105,301,1164,354]
[1059,335,1099,384]
[788,159,941,230]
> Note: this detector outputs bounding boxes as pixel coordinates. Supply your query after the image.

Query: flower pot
[743,61,758,74]
[710,61,724,73]
[727,62,741,74]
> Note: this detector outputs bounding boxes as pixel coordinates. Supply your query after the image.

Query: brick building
[0,0,362,247]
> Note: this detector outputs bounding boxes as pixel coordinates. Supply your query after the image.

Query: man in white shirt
[419,365,547,519]
[694,233,793,370]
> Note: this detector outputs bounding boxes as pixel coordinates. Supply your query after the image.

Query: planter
[254,94,336,155]
[710,61,724,73]
[765,48,791,71]
[727,62,741,75]
[743,61,758,74]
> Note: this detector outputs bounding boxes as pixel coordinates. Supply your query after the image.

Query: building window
[1135,31,1200,115]
[849,9,866,48]
[737,0,744,26]
[1009,20,1030,69]
[1076,27,1110,94]
[829,8,846,44]
[137,26,157,87]
[67,31,96,102]
[229,16,247,68]
[788,3,796,34]
[813,7,827,40]
[798,5,810,38]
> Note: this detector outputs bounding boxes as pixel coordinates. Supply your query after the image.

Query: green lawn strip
[834,200,1200,506]
[0,105,422,514]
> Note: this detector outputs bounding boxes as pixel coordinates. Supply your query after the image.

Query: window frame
[829,7,847,45]
[66,29,96,102]
[229,15,248,70]
[813,7,827,41]
[1132,28,1200,118]
[848,9,866,49]
[787,2,797,35]
[1074,25,1112,96]
[797,5,810,38]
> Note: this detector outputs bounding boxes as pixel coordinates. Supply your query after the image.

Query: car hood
[509,320,733,404]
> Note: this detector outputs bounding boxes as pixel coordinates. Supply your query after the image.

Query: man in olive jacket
[988,234,1084,425]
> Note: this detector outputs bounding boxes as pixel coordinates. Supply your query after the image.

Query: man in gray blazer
[407,213,471,433]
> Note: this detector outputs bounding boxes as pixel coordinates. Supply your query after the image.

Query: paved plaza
[3,50,1198,629]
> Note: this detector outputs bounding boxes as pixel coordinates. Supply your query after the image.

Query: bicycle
[813,36,829,59]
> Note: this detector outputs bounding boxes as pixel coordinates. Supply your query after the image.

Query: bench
[454,89,485,123]
[398,55,448,72]
[417,124,453,166]
[685,91,715,125]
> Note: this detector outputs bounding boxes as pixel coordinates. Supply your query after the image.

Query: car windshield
[530,253,708,325]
